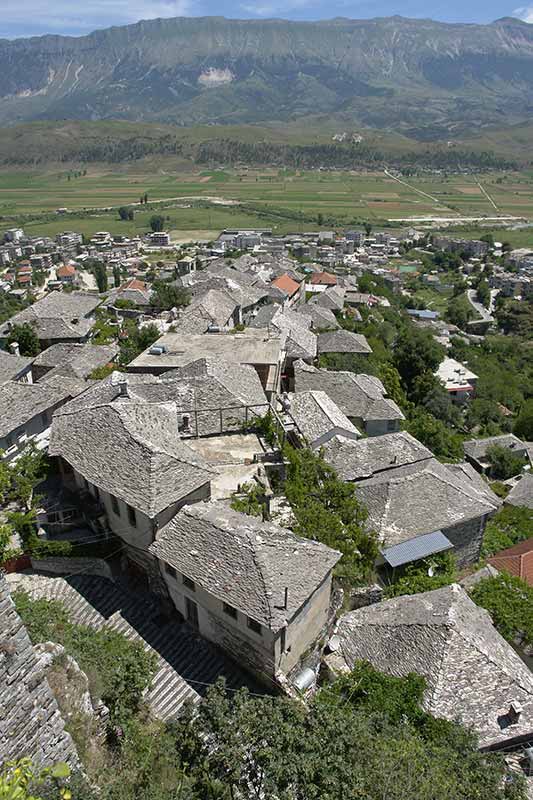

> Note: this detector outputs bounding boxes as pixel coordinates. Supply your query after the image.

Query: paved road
[467,289,496,322]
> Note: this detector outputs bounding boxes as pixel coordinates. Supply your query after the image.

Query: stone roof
[108,278,152,306]
[0,575,79,767]
[327,584,533,748]
[50,401,214,517]
[296,303,340,331]
[0,349,33,384]
[293,361,404,423]
[0,379,87,439]
[321,431,432,481]
[0,291,101,342]
[175,289,238,334]
[33,342,118,381]
[446,462,503,509]
[317,330,372,355]
[464,434,530,465]
[310,285,345,311]
[150,501,341,632]
[355,457,500,547]
[170,357,267,408]
[505,474,533,509]
[287,391,360,447]
[250,307,316,361]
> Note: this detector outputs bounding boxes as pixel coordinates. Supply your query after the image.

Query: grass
[1,163,533,241]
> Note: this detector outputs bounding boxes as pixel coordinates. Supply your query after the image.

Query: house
[107,278,152,308]
[49,397,214,574]
[0,575,79,767]
[489,537,533,587]
[436,357,478,403]
[31,342,119,382]
[296,303,340,331]
[354,457,500,568]
[271,273,302,307]
[317,330,372,357]
[149,232,171,247]
[505,473,533,510]
[283,390,360,449]
[149,501,341,681]
[0,291,102,349]
[56,263,78,285]
[174,288,239,334]
[0,348,33,384]
[127,329,287,399]
[321,431,432,482]
[0,376,86,461]
[309,271,338,288]
[294,361,404,436]
[250,306,317,365]
[123,358,269,437]
[464,434,532,475]
[310,285,345,312]
[325,584,533,749]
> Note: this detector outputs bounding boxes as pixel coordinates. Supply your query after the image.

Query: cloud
[0,0,192,38]
[240,0,314,15]
[513,5,533,21]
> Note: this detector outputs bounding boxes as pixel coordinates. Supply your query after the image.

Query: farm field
[2,165,533,242]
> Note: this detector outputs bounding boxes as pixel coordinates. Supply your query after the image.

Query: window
[182,575,195,592]
[223,602,237,620]
[127,504,137,527]
[247,617,262,636]
[386,420,397,432]
[165,563,177,579]
[110,494,120,516]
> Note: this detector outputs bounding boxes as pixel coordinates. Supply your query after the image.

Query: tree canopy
[6,323,40,356]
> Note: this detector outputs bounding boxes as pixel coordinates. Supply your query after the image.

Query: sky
[1,0,532,39]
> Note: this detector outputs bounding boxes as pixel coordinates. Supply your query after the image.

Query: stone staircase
[7,573,260,720]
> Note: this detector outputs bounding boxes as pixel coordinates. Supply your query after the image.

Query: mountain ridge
[1,15,533,137]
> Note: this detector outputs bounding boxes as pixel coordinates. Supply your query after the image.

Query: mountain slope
[1,15,533,136]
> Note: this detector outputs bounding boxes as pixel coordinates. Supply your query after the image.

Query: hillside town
[1,220,533,798]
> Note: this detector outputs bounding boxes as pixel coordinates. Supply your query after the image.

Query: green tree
[446,294,472,329]
[481,505,533,558]
[92,262,108,293]
[317,212,324,226]
[514,398,533,440]
[470,573,533,647]
[486,444,526,480]
[174,677,523,800]
[283,445,377,583]
[384,552,457,598]
[476,279,490,308]
[113,265,122,288]
[118,206,130,221]
[393,328,444,394]
[149,281,190,311]
[363,222,372,236]
[6,323,40,356]
[149,215,165,232]
[407,408,463,462]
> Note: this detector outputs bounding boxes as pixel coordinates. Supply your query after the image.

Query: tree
[283,445,377,583]
[92,262,108,293]
[363,222,372,236]
[113,265,122,288]
[514,398,533,440]
[173,676,523,800]
[393,328,444,394]
[6,323,40,356]
[486,444,526,479]
[144,193,148,204]
[317,212,324,226]
[0,758,70,800]
[118,206,130,221]
[407,408,463,462]
[446,294,472,329]
[149,215,165,232]
[477,279,490,308]
[481,505,533,559]
[470,573,533,647]
[149,281,190,311]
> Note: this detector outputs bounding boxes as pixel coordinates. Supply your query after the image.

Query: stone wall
[30,556,114,581]
[0,575,79,768]
[444,514,487,568]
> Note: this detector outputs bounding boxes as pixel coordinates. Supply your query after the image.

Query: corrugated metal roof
[381,531,453,568]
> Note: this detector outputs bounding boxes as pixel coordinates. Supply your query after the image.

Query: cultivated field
[1,165,533,242]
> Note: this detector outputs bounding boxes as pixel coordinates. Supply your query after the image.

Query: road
[466,288,498,322]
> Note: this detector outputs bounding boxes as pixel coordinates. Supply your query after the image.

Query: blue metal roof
[406,309,440,320]
[381,531,453,568]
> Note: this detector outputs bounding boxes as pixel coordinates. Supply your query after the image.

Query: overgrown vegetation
[384,553,457,598]
[283,445,378,584]
[481,505,533,559]
[469,573,533,647]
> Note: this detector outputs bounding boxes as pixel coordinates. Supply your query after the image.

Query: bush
[14,592,157,724]
[486,444,526,479]
[481,505,533,558]
[469,573,533,646]
[384,552,457,598]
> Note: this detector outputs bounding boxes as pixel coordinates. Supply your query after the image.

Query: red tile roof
[122,278,147,291]
[57,264,76,277]
[271,274,300,297]
[489,536,533,586]
[310,271,337,286]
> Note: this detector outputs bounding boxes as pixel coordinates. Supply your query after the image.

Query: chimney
[9,341,20,357]
[283,587,289,609]
[508,701,523,725]
[118,380,129,398]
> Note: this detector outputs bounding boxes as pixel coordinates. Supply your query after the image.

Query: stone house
[150,501,341,682]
